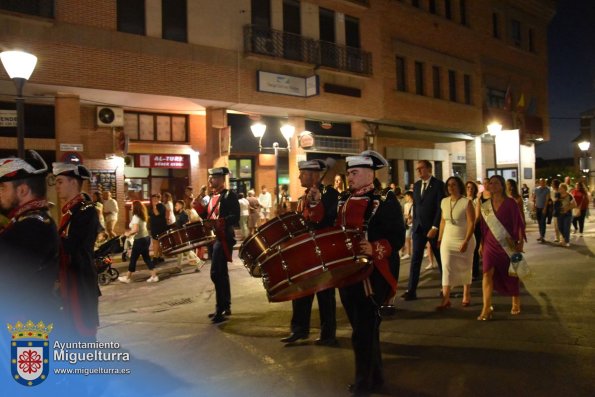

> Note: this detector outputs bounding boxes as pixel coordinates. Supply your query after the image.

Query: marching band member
[53,162,101,340]
[0,151,59,320]
[280,159,339,345]
[200,167,240,324]
[338,150,405,394]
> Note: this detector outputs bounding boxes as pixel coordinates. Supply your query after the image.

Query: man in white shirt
[102,190,119,238]
[258,185,272,225]
[238,192,250,239]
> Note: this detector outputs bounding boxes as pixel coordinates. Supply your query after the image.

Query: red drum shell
[258,226,371,302]
[239,212,308,277]
[158,221,216,255]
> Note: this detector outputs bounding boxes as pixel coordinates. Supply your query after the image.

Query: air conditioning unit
[97,107,124,127]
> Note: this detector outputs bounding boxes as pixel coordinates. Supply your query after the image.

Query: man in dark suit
[401,160,445,301]
[201,167,240,323]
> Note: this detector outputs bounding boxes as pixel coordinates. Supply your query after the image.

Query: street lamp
[0,50,38,158]
[578,140,591,175]
[487,121,502,175]
[251,120,295,212]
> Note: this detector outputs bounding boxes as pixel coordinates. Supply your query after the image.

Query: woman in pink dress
[478,175,526,320]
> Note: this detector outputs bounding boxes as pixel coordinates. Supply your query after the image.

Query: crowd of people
[1,147,592,395]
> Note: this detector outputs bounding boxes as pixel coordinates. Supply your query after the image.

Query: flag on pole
[517,93,526,112]
[503,84,512,111]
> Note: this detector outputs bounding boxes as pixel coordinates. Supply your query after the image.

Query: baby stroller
[94,235,123,285]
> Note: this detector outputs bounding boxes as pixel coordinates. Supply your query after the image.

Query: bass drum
[258,226,372,302]
[239,212,308,277]
[159,220,216,255]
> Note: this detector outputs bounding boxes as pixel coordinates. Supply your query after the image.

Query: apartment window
[162,0,187,42]
[492,13,500,38]
[283,0,301,61]
[415,61,425,96]
[459,0,467,26]
[429,0,437,15]
[463,74,471,105]
[396,56,407,92]
[448,70,456,101]
[117,0,145,35]
[345,16,360,48]
[445,0,452,20]
[486,88,506,109]
[124,113,188,142]
[528,28,535,52]
[319,8,336,68]
[251,0,271,27]
[411,0,420,8]
[0,0,54,18]
[432,66,441,99]
[511,19,522,47]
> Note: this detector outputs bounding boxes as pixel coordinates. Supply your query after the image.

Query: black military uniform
[337,151,405,394]
[201,167,240,323]
[282,159,339,345]
[53,163,100,341]
[0,152,60,321]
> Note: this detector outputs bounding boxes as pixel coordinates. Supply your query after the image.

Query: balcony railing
[304,135,365,155]
[244,25,372,75]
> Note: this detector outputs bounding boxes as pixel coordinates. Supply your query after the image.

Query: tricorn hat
[298,159,327,171]
[208,167,230,176]
[52,162,92,180]
[345,150,388,170]
[0,150,48,183]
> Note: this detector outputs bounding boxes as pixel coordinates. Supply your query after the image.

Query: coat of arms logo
[7,320,52,386]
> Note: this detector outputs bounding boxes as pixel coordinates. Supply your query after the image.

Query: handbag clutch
[572,207,581,217]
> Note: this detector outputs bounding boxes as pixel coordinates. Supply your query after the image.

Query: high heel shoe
[510,307,521,315]
[462,300,471,307]
[436,301,451,311]
[477,306,494,321]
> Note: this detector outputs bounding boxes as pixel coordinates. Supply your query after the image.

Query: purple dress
[480,198,525,296]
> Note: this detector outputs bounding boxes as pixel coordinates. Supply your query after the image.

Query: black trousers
[208,239,231,314]
[290,288,336,338]
[407,229,442,294]
[340,278,388,389]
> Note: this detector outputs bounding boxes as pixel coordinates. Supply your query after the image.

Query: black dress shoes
[314,337,339,347]
[211,314,227,324]
[401,291,417,301]
[208,309,231,319]
[280,333,308,343]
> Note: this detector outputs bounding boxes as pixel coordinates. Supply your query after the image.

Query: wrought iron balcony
[244,25,372,75]
[303,135,365,155]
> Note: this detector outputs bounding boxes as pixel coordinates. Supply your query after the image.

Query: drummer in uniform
[0,151,59,320]
[280,159,339,345]
[53,162,101,341]
[200,167,240,324]
[338,150,405,394]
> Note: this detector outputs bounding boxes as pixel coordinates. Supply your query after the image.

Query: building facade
[0,0,555,228]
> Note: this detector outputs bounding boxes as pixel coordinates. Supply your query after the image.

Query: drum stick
[316,157,336,186]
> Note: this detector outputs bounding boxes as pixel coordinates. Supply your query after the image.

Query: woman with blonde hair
[118,200,159,283]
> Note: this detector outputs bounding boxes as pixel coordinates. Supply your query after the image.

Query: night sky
[538,1,595,160]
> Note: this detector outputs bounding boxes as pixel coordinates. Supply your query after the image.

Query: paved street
[97,216,595,397]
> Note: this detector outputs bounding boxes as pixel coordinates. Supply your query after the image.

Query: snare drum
[258,226,371,302]
[159,220,216,255]
[239,212,308,277]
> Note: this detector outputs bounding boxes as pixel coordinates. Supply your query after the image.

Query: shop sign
[0,110,17,127]
[137,154,189,169]
[257,71,319,97]
[60,143,84,152]
[299,132,315,149]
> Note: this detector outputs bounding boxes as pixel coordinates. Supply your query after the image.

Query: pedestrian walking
[149,193,167,262]
[437,177,475,309]
[118,200,159,283]
[102,190,118,238]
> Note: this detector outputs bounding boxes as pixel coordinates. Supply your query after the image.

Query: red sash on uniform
[0,199,48,236]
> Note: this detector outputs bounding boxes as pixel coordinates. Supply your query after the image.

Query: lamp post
[251,120,295,212]
[578,140,591,177]
[0,50,38,158]
[487,121,502,176]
